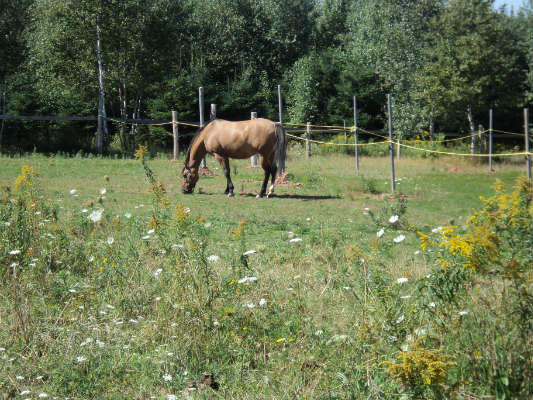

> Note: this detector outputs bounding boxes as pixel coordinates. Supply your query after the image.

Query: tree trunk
[96,25,108,153]
[429,117,435,141]
[0,83,5,152]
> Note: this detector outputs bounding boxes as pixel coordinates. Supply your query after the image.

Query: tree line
[0,0,531,153]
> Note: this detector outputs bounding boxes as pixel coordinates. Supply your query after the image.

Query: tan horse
[182,118,286,197]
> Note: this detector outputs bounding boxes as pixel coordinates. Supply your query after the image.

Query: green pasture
[0,151,531,399]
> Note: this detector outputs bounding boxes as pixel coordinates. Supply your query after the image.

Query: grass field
[1,150,531,399]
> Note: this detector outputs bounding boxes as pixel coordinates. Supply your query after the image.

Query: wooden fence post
[387,94,396,192]
[343,120,347,144]
[306,122,311,158]
[172,110,178,160]
[525,108,531,180]
[251,112,259,167]
[199,87,206,168]
[353,96,359,175]
[278,84,285,173]
[489,109,493,172]
[0,85,5,152]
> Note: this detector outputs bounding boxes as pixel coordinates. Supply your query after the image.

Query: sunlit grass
[0,150,530,398]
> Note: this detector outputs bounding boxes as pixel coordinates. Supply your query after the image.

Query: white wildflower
[80,337,93,347]
[429,302,436,308]
[393,234,405,243]
[88,208,104,223]
[154,268,163,277]
[389,215,399,223]
[458,311,468,316]
[89,256,95,262]
[396,315,405,324]
[16,376,24,380]
[9,250,21,255]
[142,235,150,240]
[207,255,220,262]
[238,276,257,284]
[38,393,48,398]
[147,229,155,234]
[414,250,420,255]
[76,356,87,362]
[242,250,257,256]
[431,226,443,233]
[167,395,177,400]
[20,391,31,396]
[99,188,106,195]
[106,237,114,245]
[314,329,323,336]
[377,228,385,238]
[96,340,105,348]
[245,303,256,309]
[289,237,303,243]
[81,208,88,213]
[259,298,267,306]
[397,277,409,284]
[162,374,172,382]
[400,295,411,299]
[213,321,220,326]
[124,212,132,219]
[70,189,77,195]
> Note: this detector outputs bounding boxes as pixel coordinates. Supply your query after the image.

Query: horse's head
[181,166,199,194]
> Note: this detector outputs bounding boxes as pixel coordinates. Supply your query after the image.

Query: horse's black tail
[274,124,287,173]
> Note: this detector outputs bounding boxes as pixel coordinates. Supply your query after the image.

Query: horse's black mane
[184,118,216,170]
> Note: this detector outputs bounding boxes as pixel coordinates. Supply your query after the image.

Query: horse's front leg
[215,155,234,197]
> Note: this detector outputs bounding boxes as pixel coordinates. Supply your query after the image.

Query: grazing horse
[181,118,286,197]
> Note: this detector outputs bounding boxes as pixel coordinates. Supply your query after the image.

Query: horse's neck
[189,133,207,168]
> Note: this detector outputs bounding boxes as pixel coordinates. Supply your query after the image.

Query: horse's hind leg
[258,167,270,198]
[215,155,234,196]
[266,164,277,198]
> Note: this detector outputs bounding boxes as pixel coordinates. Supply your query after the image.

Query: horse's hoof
[227,192,234,198]
[256,194,261,199]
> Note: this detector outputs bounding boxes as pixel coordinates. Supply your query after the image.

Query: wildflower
[242,326,248,331]
[243,250,257,256]
[70,189,77,195]
[81,208,88,213]
[276,338,285,343]
[377,228,385,238]
[96,340,105,348]
[38,394,48,398]
[397,277,408,284]
[393,234,406,243]
[259,298,267,306]
[154,268,163,277]
[107,237,114,245]
[389,215,399,223]
[207,255,220,262]
[89,256,95,262]
[289,238,303,243]
[314,330,323,336]
[458,311,468,316]
[80,337,93,347]
[147,229,155,234]
[16,376,24,380]
[76,356,87,362]
[400,295,411,299]
[213,321,220,326]
[238,276,257,284]
[431,226,443,233]
[142,235,150,240]
[163,374,172,382]
[429,302,436,308]
[88,208,104,223]
[20,391,31,396]
[396,315,405,324]
[99,188,107,195]
[124,212,132,219]
[245,303,256,309]
[155,297,161,302]
[9,249,21,255]
[414,250,420,255]
[167,395,177,400]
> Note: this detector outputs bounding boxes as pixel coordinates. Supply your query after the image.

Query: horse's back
[203,118,277,159]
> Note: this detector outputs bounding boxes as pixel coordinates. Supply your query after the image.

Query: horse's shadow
[193,190,341,201]
[238,193,341,201]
